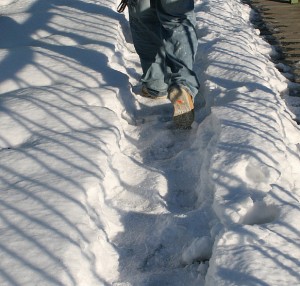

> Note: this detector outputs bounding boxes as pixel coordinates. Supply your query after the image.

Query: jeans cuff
[144,85,168,97]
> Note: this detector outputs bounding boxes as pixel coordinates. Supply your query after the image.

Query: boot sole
[169,87,195,129]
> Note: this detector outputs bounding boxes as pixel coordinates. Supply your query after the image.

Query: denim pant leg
[157,0,200,98]
[128,0,168,94]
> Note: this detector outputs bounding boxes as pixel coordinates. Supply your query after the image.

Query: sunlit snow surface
[1,0,300,285]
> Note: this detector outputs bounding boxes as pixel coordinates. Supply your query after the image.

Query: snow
[1,0,300,285]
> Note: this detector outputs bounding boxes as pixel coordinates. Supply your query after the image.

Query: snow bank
[0,0,128,284]
[194,0,300,284]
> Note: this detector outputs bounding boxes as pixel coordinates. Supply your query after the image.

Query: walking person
[119,0,200,129]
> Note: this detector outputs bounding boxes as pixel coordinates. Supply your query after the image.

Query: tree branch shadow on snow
[1,1,299,285]
[0,0,137,114]
[0,0,139,285]
[193,8,300,284]
[205,73,300,283]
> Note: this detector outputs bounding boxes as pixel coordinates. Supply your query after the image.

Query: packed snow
[1,0,300,285]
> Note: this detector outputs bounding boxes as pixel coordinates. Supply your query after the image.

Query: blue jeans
[128,0,200,98]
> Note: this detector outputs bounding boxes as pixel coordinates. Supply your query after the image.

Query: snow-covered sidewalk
[1,0,300,285]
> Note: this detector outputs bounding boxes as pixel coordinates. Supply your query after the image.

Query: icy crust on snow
[195,0,300,285]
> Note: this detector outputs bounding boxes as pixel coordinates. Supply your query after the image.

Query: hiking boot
[168,85,195,129]
[141,85,168,99]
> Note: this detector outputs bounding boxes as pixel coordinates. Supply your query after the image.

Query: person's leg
[128,0,168,96]
[156,0,200,98]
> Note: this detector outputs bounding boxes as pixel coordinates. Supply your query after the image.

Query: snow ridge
[194,0,300,285]
[0,0,130,285]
